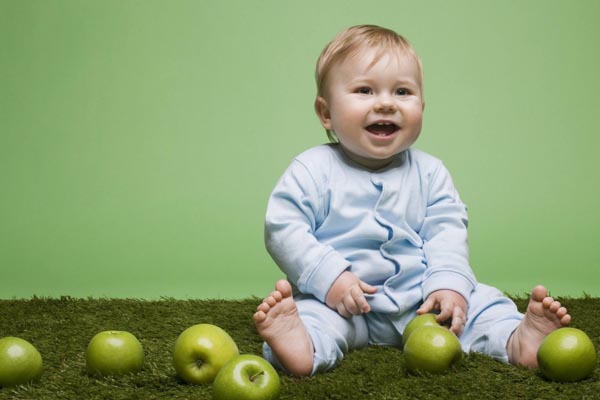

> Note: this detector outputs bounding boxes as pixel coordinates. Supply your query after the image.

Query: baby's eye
[395,88,409,96]
[356,87,373,95]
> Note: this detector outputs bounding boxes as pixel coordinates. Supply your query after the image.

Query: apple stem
[249,370,264,382]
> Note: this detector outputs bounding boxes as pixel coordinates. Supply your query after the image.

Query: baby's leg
[459,284,524,361]
[461,284,571,367]
[253,280,314,376]
[506,285,571,367]
[254,280,369,376]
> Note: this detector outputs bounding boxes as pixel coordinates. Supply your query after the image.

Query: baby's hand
[325,271,377,318]
[417,289,468,336]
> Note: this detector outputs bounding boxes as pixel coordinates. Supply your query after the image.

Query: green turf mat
[0,295,598,399]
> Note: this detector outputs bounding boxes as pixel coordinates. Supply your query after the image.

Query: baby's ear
[314,96,332,130]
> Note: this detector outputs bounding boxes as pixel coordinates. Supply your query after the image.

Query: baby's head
[315,25,424,143]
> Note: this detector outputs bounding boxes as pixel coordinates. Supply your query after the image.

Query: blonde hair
[315,25,423,142]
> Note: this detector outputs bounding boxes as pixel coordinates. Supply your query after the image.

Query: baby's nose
[373,99,397,113]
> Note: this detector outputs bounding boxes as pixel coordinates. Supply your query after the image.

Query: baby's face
[316,48,424,170]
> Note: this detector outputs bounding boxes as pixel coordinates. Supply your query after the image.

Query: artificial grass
[0,295,598,400]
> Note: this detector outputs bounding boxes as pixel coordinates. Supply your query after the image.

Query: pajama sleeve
[419,161,477,302]
[264,159,350,303]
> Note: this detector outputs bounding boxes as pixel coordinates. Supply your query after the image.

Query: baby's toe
[531,285,548,301]
[257,302,271,314]
[253,310,267,323]
[275,280,293,297]
[271,290,283,302]
[549,301,561,313]
[542,296,554,308]
[265,295,278,307]
[556,306,568,318]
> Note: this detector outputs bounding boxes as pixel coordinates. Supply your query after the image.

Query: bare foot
[253,280,314,376]
[507,285,571,367]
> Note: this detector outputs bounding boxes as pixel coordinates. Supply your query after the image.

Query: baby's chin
[340,146,400,170]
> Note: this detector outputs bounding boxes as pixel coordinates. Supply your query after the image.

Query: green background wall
[1,0,599,299]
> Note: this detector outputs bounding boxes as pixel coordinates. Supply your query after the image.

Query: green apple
[403,325,462,374]
[537,327,597,382]
[85,330,144,377]
[0,337,43,387]
[173,323,239,384]
[213,354,280,400]
[402,313,439,344]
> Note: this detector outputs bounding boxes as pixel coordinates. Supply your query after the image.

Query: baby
[254,25,571,376]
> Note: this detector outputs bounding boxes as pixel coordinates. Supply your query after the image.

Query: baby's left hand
[417,289,467,336]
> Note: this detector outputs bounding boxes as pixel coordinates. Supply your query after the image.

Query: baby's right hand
[325,271,378,318]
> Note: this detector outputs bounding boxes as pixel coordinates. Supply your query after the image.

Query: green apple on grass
[85,331,144,377]
[0,337,43,387]
[402,313,439,344]
[403,325,462,374]
[213,354,281,400]
[537,327,597,382]
[173,323,239,384]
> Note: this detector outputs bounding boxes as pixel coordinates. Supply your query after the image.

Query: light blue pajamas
[263,144,523,374]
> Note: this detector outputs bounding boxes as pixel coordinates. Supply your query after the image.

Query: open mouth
[365,122,400,137]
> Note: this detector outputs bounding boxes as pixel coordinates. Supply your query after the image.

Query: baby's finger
[337,303,352,319]
[342,293,361,316]
[417,297,436,315]
[351,286,371,313]
[359,280,378,294]
[435,303,453,323]
[449,307,465,336]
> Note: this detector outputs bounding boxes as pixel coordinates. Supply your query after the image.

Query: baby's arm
[417,289,467,336]
[265,158,351,304]
[325,271,377,318]
[419,159,477,334]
